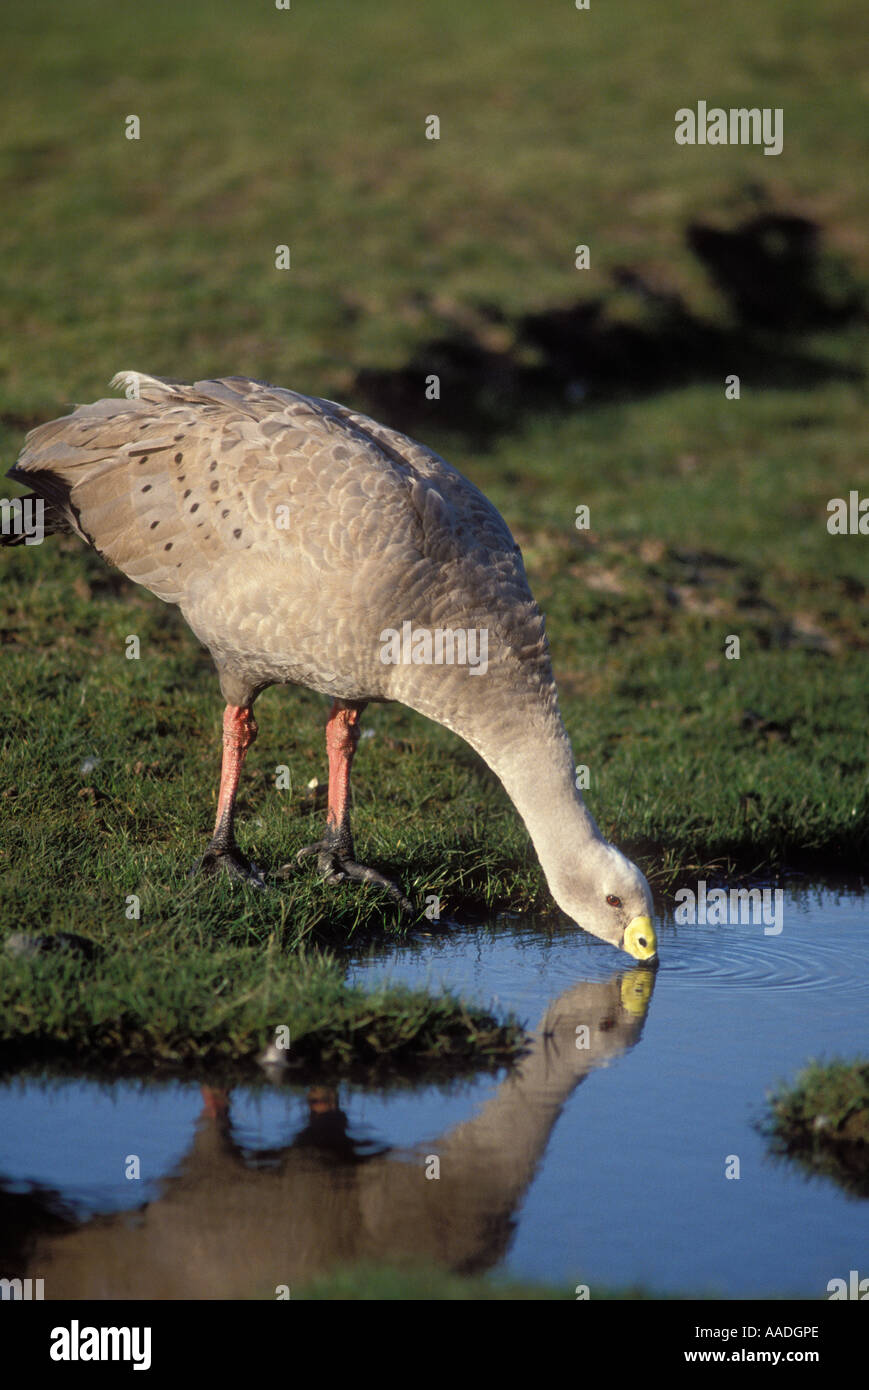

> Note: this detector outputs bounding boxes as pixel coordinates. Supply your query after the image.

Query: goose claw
[293,840,414,914]
[191,847,267,889]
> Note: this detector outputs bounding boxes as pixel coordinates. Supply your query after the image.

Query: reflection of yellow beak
[623,915,657,961]
[620,969,654,1017]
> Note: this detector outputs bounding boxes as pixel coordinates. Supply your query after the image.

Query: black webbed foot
[293,839,414,914]
[190,844,267,888]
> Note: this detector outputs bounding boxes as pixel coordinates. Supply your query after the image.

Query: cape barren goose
[5,373,657,960]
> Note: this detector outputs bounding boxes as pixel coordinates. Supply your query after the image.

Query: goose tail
[0,493,70,545]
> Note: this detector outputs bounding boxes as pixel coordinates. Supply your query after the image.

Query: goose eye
[606,894,622,908]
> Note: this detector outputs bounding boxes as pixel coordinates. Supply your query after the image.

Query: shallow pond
[1,883,866,1298]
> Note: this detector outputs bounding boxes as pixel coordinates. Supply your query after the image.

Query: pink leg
[212,704,258,845]
[200,1086,230,1119]
[296,700,413,912]
[196,704,264,884]
[324,702,362,841]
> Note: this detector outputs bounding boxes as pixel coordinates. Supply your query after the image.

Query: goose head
[549,839,658,962]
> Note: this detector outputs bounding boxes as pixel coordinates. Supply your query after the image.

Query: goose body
[6,373,657,960]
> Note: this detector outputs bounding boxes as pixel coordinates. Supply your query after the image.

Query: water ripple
[660,924,869,995]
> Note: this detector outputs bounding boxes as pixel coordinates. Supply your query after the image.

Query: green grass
[761,1059,869,1198]
[0,935,523,1076]
[1,0,867,1063]
[287,1262,677,1301]
[277,1260,797,1300]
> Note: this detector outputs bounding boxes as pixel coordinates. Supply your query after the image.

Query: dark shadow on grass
[355,204,865,447]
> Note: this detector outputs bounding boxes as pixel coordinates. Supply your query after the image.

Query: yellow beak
[623,915,657,961]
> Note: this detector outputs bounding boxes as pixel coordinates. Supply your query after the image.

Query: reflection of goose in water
[15,969,656,1296]
[6,374,656,959]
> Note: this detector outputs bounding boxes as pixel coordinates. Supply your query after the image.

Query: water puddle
[1,883,866,1297]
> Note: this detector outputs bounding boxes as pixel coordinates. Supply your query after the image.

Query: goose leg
[194,704,265,887]
[295,700,414,913]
